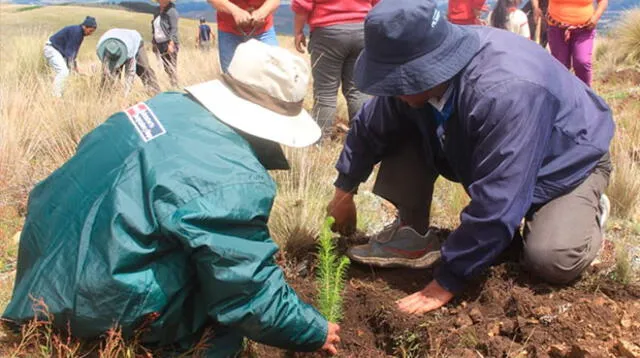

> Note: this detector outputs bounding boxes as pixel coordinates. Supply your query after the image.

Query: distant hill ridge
[10,0,636,34]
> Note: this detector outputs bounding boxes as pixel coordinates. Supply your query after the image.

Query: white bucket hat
[185,39,321,148]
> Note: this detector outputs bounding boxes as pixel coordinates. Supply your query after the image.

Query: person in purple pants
[532,0,608,87]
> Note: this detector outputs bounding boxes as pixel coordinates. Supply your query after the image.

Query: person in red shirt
[208,0,280,72]
[448,0,487,25]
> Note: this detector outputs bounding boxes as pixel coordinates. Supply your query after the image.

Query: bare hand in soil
[396,280,454,315]
[327,188,356,235]
[321,322,341,355]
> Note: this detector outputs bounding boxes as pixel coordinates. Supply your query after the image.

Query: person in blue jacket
[4,40,340,356]
[43,16,97,97]
[327,0,614,315]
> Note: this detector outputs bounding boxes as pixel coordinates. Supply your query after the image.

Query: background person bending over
[43,16,97,97]
[207,0,280,72]
[97,28,161,95]
[4,40,340,357]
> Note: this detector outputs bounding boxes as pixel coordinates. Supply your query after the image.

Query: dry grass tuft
[0,297,214,357]
[594,9,640,79]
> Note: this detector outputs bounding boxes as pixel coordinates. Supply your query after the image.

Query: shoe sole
[348,251,442,269]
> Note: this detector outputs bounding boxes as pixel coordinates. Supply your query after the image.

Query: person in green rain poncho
[3,39,340,357]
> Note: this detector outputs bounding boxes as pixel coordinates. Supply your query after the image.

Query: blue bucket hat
[354,0,481,96]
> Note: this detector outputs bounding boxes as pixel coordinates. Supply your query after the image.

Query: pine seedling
[317,217,350,323]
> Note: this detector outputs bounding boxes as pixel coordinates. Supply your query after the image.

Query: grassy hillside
[0,3,638,356]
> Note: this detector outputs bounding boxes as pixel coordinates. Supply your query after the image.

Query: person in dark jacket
[4,40,340,356]
[44,16,97,96]
[327,0,613,315]
[152,0,179,87]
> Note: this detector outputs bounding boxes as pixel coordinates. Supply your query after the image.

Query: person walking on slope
[292,0,378,139]
[328,0,613,315]
[152,0,180,87]
[44,16,97,97]
[488,0,531,38]
[97,28,161,95]
[196,17,214,51]
[208,0,280,72]
[4,40,341,357]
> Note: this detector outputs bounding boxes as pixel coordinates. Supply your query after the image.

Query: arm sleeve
[164,182,328,351]
[435,81,558,293]
[68,28,84,63]
[334,96,409,193]
[168,9,180,43]
[517,11,531,38]
[291,0,313,14]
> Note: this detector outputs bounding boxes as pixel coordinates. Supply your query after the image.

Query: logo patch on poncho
[124,102,166,142]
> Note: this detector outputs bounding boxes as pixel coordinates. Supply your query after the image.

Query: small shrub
[316,217,350,323]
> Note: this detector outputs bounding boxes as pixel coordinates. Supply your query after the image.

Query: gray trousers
[309,23,370,134]
[372,140,611,284]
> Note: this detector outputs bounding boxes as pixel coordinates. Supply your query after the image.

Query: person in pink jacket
[292,0,378,139]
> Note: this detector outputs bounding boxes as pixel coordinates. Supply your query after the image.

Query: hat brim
[354,23,481,96]
[97,41,128,72]
[103,56,127,72]
[185,80,321,148]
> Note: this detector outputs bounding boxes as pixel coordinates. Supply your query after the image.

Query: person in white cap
[3,39,340,356]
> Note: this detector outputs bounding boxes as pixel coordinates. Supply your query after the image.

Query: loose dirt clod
[455,313,474,328]
[549,343,570,357]
[617,339,640,358]
[469,307,483,323]
[448,348,480,358]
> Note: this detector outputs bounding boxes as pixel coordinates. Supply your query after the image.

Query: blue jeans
[217,27,279,72]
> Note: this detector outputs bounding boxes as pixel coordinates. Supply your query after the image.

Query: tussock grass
[595,9,640,72]
[603,93,640,222]
[594,9,640,83]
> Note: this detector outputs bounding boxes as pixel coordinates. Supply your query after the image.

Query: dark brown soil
[244,232,640,358]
